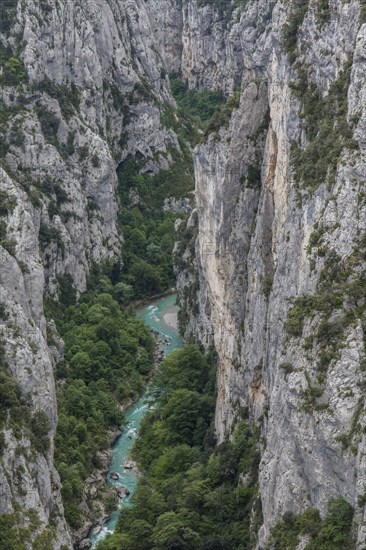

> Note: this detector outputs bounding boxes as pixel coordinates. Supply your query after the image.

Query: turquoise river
[88,293,183,548]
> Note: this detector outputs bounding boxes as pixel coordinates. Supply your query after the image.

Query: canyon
[0,0,365,548]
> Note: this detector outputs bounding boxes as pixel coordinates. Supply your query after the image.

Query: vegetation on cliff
[269,498,355,549]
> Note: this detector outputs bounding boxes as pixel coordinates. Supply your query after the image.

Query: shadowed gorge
[0,0,366,549]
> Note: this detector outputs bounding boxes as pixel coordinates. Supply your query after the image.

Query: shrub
[0,0,18,35]
[290,60,356,191]
[0,45,27,85]
[0,190,16,216]
[35,78,80,120]
[31,411,51,454]
[282,0,310,63]
[35,105,60,145]
[270,498,354,550]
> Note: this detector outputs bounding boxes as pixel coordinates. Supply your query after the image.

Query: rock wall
[175,0,366,546]
[0,0,182,546]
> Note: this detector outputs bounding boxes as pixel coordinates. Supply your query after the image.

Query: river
[88,293,183,548]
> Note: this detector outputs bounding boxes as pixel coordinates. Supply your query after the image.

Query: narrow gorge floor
[88,294,183,548]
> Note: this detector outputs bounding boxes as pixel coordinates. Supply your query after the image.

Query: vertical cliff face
[0,0,184,545]
[175,0,366,545]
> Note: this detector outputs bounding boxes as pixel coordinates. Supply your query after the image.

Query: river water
[89,294,183,548]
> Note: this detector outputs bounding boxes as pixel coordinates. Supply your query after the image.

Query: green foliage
[30,411,51,454]
[0,190,16,216]
[34,78,80,121]
[59,131,76,158]
[33,529,55,550]
[0,512,54,550]
[0,431,5,456]
[285,234,366,411]
[269,498,355,549]
[168,75,241,144]
[53,275,154,528]
[118,158,193,298]
[0,341,52,458]
[315,0,331,27]
[0,99,24,157]
[170,76,225,123]
[35,105,60,146]
[0,341,28,431]
[155,345,212,398]
[38,222,64,252]
[284,296,316,337]
[279,362,295,377]
[204,91,241,138]
[0,513,27,550]
[97,346,261,550]
[282,0,310,63]
[0,0,18,35]
[283,3,357,191]
[117,145,194,209]
[0,366,23,415]
[291,61,356,190]
[360,0,366,24]
[0,44,27,85]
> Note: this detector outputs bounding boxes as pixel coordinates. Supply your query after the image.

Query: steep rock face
[175,0,366,546]
[0,0,182,545]
[180,0,274,94]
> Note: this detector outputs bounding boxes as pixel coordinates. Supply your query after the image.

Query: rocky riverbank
[73,428,121,547]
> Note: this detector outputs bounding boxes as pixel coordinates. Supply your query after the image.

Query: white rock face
[175,0,366,546]
[0,0,184,546]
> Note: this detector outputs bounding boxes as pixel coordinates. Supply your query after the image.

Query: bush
[290,60,355,191]
[282,0,310,63]
[0,45,27,85]
[31,411,51,454]
[35,78,80,120]
[35,105,60,145]
[0,0,18,35]
[0,190,17,217]
[270,498,355,550]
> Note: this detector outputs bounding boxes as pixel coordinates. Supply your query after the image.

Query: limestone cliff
[0,0,182,546]
[175,0,366,547]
